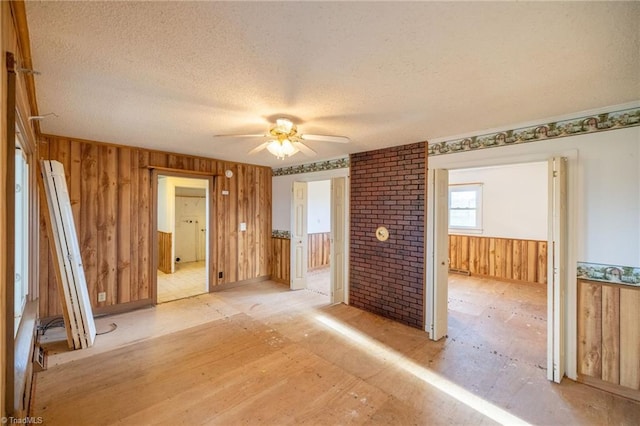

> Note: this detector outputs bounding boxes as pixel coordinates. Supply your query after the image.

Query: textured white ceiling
[25,1,640,167]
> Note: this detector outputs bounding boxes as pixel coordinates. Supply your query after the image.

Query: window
[449,183,482,232]
[14,145,29,335]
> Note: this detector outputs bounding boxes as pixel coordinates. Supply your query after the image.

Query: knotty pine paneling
[577,279,640,401]
[38,135,272,317]
[157,232,172,274]
[308,232,331,270]
[271,237,290,284]
[449,235,547,284]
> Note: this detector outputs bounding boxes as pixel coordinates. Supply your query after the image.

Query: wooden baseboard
[578,374,640,402]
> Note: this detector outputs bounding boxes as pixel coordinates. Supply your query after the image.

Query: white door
[426,169,449,340]
[175,214,198,263]
[291,181,308,290]
[331,177,346,304]
[547,157,567,382]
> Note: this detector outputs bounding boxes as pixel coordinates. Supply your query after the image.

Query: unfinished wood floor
[32,277,640,425]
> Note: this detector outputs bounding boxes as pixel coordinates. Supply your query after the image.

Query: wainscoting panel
[308,232,330,270]
[271,237,290,284]
[157,231,172,274]
[449,234,547,284]
[577,279,640,401]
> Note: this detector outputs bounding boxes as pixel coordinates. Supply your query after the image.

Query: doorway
[306,180,332,298]
[426,156,570,383]
[155,174,211,303]
[290,177,348,304]
[447,162,549,376]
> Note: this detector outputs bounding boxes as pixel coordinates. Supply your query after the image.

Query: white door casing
[548,157,567,382]
[291,181,308,290]
[426,168,449,340]
[331,177,346,304]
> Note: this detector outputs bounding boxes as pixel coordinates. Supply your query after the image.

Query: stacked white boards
[41,160,96,349]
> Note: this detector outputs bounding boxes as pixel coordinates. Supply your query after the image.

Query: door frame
[289,174,350,304]
[426,149,578,380]
[425,169,449,340]
[290,181,308,290]
[151,170,215,303]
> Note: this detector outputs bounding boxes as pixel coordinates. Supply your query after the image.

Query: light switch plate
[240,222,247,231]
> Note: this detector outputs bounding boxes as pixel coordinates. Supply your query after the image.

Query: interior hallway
[32,279,639,425]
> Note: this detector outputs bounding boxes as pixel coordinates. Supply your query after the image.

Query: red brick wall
[349,142,426,328]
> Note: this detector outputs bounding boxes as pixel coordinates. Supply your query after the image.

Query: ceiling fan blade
[300,134,350,143]
[214,134,266,138]
[295,142,317,157]
[248,141,270,155]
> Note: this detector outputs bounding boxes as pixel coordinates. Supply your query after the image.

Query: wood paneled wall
[578,279,640,401]
[157,232,172,274]
[38,135,272,317]
[308,232,330,270]
[271,237,290,284]
[449,235,547,284]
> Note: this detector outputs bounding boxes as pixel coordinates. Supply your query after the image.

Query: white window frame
[448,183,483,233]
[14,146,29,335]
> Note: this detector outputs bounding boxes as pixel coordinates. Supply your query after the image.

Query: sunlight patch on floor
[315,314,531,426]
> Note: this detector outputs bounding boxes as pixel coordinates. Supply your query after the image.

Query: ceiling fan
[214,118,350,160]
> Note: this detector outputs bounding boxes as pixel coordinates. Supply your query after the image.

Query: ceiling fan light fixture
[275,118,295,134]
[266,139,299,160]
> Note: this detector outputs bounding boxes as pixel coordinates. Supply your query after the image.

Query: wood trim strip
[146,165,223,177]
[4,50,17,415]
[10,1,39,133]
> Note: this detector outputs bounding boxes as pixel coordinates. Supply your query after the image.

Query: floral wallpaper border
[428,106,640,156]
[272,157,350,177]
[577,261,640,287]
[272,230,291,239]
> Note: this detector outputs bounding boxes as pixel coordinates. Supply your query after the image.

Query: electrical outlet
[218,271,223,279]
[34,346,47,372]
[98,292,106,302]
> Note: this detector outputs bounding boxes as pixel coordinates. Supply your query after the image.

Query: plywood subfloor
[32,278,640,425]
[307,266,330,297]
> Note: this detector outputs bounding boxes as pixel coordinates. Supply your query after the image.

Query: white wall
[272,167,349,232]
[157,177,171,232]
[430,125,640,267]
[449,162,548,240]
[307,180,331,234]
